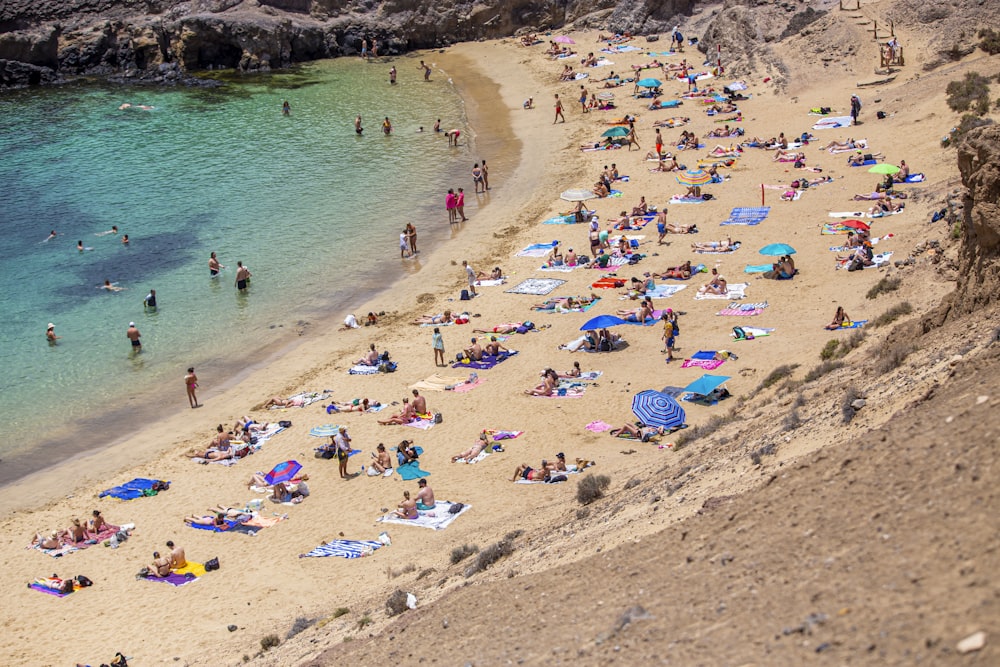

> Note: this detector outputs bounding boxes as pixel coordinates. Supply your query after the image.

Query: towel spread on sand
[403,417,436,431]
[454,450,491,464]
[505,278,566,295]
[681,358,726,370]
[410,374,470,392]
[812,115,852,130]
[733,326,775,338]
[29,580,82,597]
[745,264,773,273]
[695,283,748,300]
[451,376,485,393]
[535,385,587,398]
[396,461,432,480]
[645,284,687,298]
[99,478,168,501]
[377,501,471,530]
[475,279,507,287]
[269,391,330,409]
[835,252,893,269]
[300,540,383,559]
[717,307,764,316]
[348,364,381,375]
[452,350,519,369]
[486,429,524,440]
[835,320,868,329]
[669,195,706,204]
[187,512,285,534]
[693,242,742,253]
[586,420,614,432]
[516,242,559,258]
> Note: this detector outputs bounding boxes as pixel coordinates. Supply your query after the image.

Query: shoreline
[0,48,530,514]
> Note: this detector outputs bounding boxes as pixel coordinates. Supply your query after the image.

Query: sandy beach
[3,11,998,665]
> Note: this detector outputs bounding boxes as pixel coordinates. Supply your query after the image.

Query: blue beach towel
[300,540,383,559]
[849,159,879,167]
[99,478,167,500]
[744,264,773,273]
[690,350,718,360]
[397,461,431,480]
[904,173,925,183]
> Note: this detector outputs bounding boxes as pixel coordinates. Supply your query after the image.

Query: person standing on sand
[185,367,199,408]
[361,38,368,59]
[472,163,485,193]
[579,84,589,114]
[371,39,379,58]
[126,321,142,353]
[432,326,445,367]
[405,222,417,255]
[389,65,397,84]
[481,160,490,190]
[418,60,432,81]
[554,93,565,123]
[209,251,224,277]
[850,95,862,125]
[456,188,468,221]
[446,189,458,223]
[46,323,60,345]
[463,260,477,296]
[235,261,251,292]
[334,426,353,479]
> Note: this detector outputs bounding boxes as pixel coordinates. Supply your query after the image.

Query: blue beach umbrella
[759,243,797,256]
[580,314,628,331]
[631,390,686,428]
[683,375,730,397]
[264,460,302,486]
[637,78,662,88]
[309,424,340,438]
[602,126,630,138]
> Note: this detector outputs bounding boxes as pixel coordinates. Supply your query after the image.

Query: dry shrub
[386,589,409,616]
[450,544,479,564]
[260,634,280,651]
[805,359,844,382]
[757,364,798,391]
[866,275,901,299]
[750,442,776,465]
[576,474,612,505]
[980,28,1000,55]
[871,301,913,328]
[820,339,840,361]
[876,342,914,374]
[465,537,516,577]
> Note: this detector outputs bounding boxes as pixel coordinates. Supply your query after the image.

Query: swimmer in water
[100,280,125,292]
[121,234,130,245]
[209,251,225,277]
[434,119,441,133]
[46,323,60,345]
[355,115,363,135]
[95,225,118,236]
[44,230,57,243]
[382,117,393,135]
[282,100,290,115]
[77,240,92,252]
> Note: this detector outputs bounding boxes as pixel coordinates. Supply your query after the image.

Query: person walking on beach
[481,160,490,191]
[456,188,468,221]
[361,38,368,59]
[579,85,589,113]
[46,323,60,345]
[472,163,485,193]
[554,93,565,123]
[185,367,199,408]
[850,95,862,125]
[446,189,458,223]
[126,322,142,352]
[654,128,663,157]
[463,260,477,297]
[235,261,252,292]
[432,326,445,367]
[389,65,397,84]
[418,60,432,81]
[209,251,224,277]
[405,222,417,255]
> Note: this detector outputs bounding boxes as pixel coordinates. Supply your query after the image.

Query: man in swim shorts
[126,321,141,352]
[235,261,251,292]
[209,251,224,276]
[415,478,436,510]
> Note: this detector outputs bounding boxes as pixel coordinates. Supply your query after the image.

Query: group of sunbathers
[32,510,120,549]
[532,294,599,312]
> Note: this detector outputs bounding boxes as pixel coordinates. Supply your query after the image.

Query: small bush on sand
[260,634,280,651]
[576,474,612,505]
[450,544,479,564]
[876,341,914,374]
[675,412,736,446]
[842,385,862,423]
[871,302,913,328]
[820,339,840,361]
[980,28,1000,55]
[757,364,798,391]
[946,72,991,114]
[386,589,408,616]
[750,442,776,465]
[805,359,844,382]
[465,537,516,577]
[866,275,901,299]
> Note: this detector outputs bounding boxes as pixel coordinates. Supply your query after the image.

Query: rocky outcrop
[938,126,1000,320]
[603,0,694,36]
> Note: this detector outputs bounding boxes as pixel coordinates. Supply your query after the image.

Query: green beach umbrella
[868,163,900,175]
[602,126,630,138]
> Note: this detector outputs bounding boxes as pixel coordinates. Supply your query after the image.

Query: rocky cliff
[3,0,704,87]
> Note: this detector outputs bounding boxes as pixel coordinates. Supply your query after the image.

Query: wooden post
[889,20,894,37]
[761,183,765,206]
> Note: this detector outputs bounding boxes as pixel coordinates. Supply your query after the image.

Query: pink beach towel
[681,358,726,370]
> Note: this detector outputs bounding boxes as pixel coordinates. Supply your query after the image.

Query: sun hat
[128,322,135,327]
[47,323,54,329]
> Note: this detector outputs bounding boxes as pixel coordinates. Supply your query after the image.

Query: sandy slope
[1,2,998,665]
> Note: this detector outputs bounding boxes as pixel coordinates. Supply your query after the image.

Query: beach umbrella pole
[761,183,765,206]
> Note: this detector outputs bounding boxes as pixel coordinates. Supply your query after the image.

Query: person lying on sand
[328,398,372,413]
[262,396,304,408]
[853,191,907,201]
[473,322,523,334]
[652,155,682,172]
[653,260,693,279]
[708,144,742,157]
[870,198,904,216]
[411,310,452,325]
[847,151,885,166]
[270,481,309,503]
[820,138,864,151]
[512,463,550,482]
[451,432,491,463]
[184,512,226,527]
[691,238,734,252]
[610,423,665,440]
[524,369,558,396]
[378,398,415,425]
[617,300,654,323]
[185,445,233,461]
[476,267,503,281]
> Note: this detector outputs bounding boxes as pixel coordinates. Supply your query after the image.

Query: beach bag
[278,420,292,428]
[599,338,612,352]
[460,289,471,300]
[378,361,397,373]
[317,449,335,459]
[876,110,886,119]
[733,326,746,340]
[380,351,391,362]
[701,193,714,200]
[547,474,569,483]
[205,557,220,571]
[433,412,443,424]
[75,575,93,587]
[448,502,465,514]
[152,480,170,492]
[110,653,129,667]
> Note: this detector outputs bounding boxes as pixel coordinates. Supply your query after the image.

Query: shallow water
[0,59,469,478]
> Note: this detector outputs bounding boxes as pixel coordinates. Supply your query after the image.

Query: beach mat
[695,283,748,300]
[505,279,565,295]
[142,570,200,587]
[744,264,773,273]
[377,501,471,530]
[396,461,431,480]
[410,374,469,392]
[299,540,383,559]
[694,242,741,253]
[515,242,559,258]
[812,115,852,130]
[681,358,726,370]
[99,478,168,501]
[452,350,518,370]
[645,284,687,299]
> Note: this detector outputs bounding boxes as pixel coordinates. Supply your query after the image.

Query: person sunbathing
[89,510,117,535]
[463,337,484,360]
[654,117,690,128]
[610,422,665,440]
[820,138,859,151]
[512,463,549,482]
[773,149,804,162]
[149,551,173,577]
[653,155,682,172]
[825,306,852,330]
[185,441,233,460]
[707,125,733,138]
[691,238,734,252]
[473,322,523,334]
[396,440,420,466]
[765,133,789,150]
[411,310,452,325]
[184,512,226,527]
[327,398,371,413]
[476,267,503,281]
[847,151,885,166]
[262,396,304,408]
[356,343,379,365]
[392,490,418,519]
[368,443,394,475]
[547,245,564,266]
[893,159,911,183]
[593,181,610,197]
[59,518,88,544]
[617,300,653,322]
[765,255,796,280]
[630,60,662,71]
[32,531,63,549]
[653,260,693,279]
[681,133,700,150]
[452,432,490,462]
[270,481,309,503]
[558,361,583,378]
[378,398,415,425]
[683,184,703,198]
[853,191,907,201]
[708,144,742,157]
[524,369,558,396]
[869,198,904,216]
[631,196,649,216]
[484,336,509,356]
[708,102,738,114]
[698,269,728,295]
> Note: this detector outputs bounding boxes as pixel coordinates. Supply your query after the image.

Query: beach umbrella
[637,78,662,88]
[759,243,797,256]
[842,219,870,231]
[309,424,340,438]
[868,163,900,175]
[631,390,686,429]
[675,169,713,186]
[264,460,302,486]
[601,126,630,138]
[580,314,629,330]
[683,374,730,397]
[553,35,575,44]
[560,188,598,202]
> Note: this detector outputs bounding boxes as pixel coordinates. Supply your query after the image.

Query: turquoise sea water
[0,59,469,480]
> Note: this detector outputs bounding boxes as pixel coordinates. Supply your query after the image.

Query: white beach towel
[645,284,687,299]
[695,282,748,300]
[812,115,853,130]
[475,279,507,286]
[377,501,471,530]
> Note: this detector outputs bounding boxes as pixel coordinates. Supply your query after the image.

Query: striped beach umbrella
[264,460,302,486]
[675,169,713,186]
[631,390,686,429]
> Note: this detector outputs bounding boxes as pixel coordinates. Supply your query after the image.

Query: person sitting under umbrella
[609,422,665,441]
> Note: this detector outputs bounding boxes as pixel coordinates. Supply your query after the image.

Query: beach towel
[454,450,490,464]
[348,364,381,375]
[645,284,687,299]
[744,264,773,273]
[586,420,614,432]
[300,540,383,559]
[515,467,585,484]
[695,283,749,300]
[403,417,436,430]
[589,256,631,271]
[543,213,583,225]
[485,429,524,440]
[812,115,852,130]
[451,376,485,393]
[834,320,868,329]
[410,374,470,392]
[849,159,879,166]
[573,371,603,381]
[903,173,925,183]
[668,195,706,204]
[693,242,741,253]
[452,350,518,370]
[29,580,82,597]
[31,543,80,558]
[99,478,168,501]
[505,278,565,295]
[717,307,764,316]
[732,326,774,338]
[515,242,559,258]
[270,391,330,409]
[475,279,507,287]
[538,264,578,273]
[836,252,893,269]
[536,385,587,398]
[143,571,199,586]
[727,80,748,91]
[681,358,726,370]
[377,501,470,530]
[396,461,432,480]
